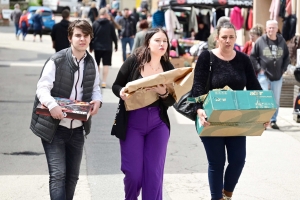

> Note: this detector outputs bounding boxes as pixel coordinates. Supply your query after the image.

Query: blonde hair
[250,24,264,36]
[35,9,42,14]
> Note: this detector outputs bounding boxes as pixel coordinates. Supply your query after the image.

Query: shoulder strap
[205,50,213,93]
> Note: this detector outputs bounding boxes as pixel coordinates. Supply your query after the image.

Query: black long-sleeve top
[112,55,176,139]
[191,50,262,111]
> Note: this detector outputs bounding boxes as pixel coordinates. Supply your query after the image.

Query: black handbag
[173,50,213,121]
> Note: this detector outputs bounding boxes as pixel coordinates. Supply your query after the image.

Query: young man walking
[250,20,290,129]
[30,19,102,199]
[118,8,136,61]
[90,8,118,88]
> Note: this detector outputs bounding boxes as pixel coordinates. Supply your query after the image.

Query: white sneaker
[223,194,232,200]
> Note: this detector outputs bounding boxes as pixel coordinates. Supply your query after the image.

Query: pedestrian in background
[207,16,230,50]
[32,10,44,42]
[88,2,99,23]
[18,10,29,41]
[250,20,290,130]
[118,8,136,61]
[90,8,118,88]
[242,24,264,56]
[30,19,102,200]
[112,27,175,200]
[51,9,71,52]
[191,22,263,200]
[10,4,22,40]
[132,20,149,53]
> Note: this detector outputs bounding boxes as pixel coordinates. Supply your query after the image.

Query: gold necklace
[148,63,160,71]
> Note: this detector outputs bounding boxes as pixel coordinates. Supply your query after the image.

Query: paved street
[1,21,300,200]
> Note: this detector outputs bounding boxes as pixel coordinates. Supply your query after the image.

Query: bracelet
[158,89,168,97]
[159,89,169,98]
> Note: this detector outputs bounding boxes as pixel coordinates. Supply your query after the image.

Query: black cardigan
[111,55,176,140]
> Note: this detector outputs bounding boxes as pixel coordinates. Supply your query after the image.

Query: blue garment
[200,136,246,200]
[258,73,282,122]
[42,125,84,200]
[121,37,134,61]
[152,10,165,28]
[14,22,20,36]
[32,14,44,30]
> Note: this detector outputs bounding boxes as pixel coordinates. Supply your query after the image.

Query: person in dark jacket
[32,9,44,42]
[88,2,99,23]
[51,9,70,52]
[250,20,290,130]
[90,8,118,88]
[30,19,102,200]
[112,27,175,200]
[195,20,210,41]
[118,8,136,61]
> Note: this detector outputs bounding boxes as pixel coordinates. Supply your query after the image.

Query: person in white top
[30,19,102,199]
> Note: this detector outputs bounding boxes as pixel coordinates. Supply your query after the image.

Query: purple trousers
[120,106,170,200]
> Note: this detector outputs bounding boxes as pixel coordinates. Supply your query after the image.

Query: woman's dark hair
[139,20,149,29]
[133,28,170,71]
[216,21,236,36]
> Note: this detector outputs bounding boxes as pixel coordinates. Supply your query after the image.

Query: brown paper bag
[124,67,194,111]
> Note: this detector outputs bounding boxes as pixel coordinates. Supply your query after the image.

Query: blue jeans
[121,37,134,61]
[200,137,246,200]
[42,125,84,200]
[14,23,20,36]
[258,73,282,122]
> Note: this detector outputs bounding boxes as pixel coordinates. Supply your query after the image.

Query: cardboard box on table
[196,90,277,136]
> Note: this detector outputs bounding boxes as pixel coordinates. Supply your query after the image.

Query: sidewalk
[0,25,124,69]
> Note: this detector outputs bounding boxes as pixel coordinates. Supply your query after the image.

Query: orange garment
[19,14,29,28]
[242,41,252,56]
[286,0,291,16]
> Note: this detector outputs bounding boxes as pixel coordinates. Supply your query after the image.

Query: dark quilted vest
[30,48,96,143]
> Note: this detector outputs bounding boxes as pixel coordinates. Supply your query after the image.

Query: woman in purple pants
[112,28,176,200]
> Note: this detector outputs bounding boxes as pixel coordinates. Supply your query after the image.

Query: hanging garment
[282,14,297,41]
[230,7,244,30]
[245,8,253,30]
[278,0,286,18]
[152,10,165,28]
[285,0,292,16]
[189,7,198,33]
[165,9,181,40]
[269,0,280,20]
[212,9,225,27]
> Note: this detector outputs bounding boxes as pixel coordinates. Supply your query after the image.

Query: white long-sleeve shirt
[36,53,102,129]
